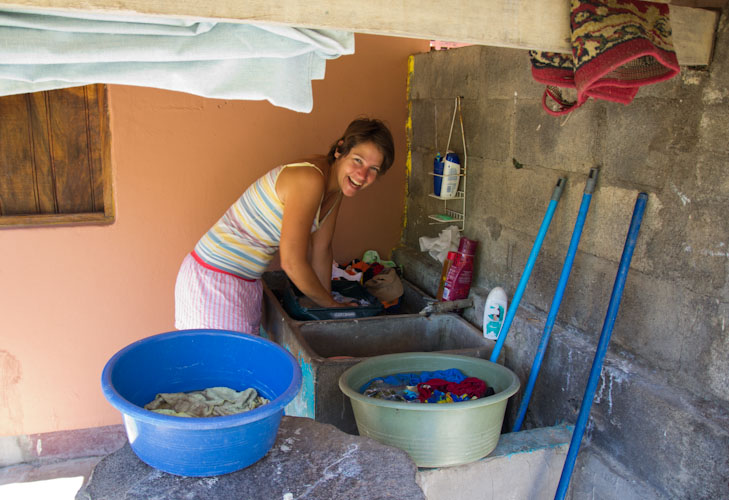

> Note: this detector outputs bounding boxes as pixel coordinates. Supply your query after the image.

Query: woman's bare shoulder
[277,160,326,202]
[285,155,329,174]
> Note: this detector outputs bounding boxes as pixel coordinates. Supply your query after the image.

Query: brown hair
[327,118,395,174]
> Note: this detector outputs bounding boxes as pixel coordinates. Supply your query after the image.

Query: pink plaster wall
[0,34,429,436]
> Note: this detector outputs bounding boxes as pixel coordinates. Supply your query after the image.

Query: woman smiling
[174,118,395,334]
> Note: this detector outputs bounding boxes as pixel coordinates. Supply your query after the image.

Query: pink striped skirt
[174,253,263,335]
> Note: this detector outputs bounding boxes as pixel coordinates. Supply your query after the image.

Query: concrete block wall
[401,7,729,499]
[417,424,573,500]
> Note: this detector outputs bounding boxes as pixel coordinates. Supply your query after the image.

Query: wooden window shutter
[0,84,114,228]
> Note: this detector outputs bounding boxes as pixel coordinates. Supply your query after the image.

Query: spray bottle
[441,237,478,301]
[436,251,457,301]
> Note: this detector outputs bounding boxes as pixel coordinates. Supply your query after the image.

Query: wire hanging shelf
[428,96,467,229]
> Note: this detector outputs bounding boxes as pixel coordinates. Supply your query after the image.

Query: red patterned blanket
[530,0,680,115]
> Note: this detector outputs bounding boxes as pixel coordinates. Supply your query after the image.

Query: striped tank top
[194,162,335,280]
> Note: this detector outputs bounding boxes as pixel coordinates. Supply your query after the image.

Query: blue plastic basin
[101,329,302,477]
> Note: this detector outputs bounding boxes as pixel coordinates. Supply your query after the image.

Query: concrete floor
[0,456,102,500]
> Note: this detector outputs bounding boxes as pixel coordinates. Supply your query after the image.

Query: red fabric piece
[416,378,448,402]
[350,260,370,273]
[369,262,385,276]
[417,384,433,402]
[448,377,488,398]
[416,377,489,402]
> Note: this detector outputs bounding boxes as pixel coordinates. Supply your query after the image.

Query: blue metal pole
[514,168,599,432]
[490,177,566,363]
[554,192,648,500]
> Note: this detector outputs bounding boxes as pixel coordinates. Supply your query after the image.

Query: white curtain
[0,7,354,112]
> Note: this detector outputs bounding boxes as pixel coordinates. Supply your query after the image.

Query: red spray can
[441,237,478,301]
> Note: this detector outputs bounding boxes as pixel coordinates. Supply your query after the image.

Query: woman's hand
[331,299,359,308]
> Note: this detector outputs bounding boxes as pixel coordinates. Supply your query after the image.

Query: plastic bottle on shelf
[441,237,478,301]
[433,153,444,196]
[440,151,461,199]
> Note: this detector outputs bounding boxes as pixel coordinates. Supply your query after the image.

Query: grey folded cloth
[365,267,404,303]
[144,386,269,418]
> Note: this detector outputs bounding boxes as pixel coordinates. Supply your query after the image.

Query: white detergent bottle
[483,286,508,340]
[440,150,461,199]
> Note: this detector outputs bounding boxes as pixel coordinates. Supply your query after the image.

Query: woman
[174,118,395,334]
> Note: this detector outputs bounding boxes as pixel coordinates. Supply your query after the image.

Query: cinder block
[467,98,513,162]
[410,99,436,151]
[603,99,700,189]
[514,100,603,173]
[479,47,544,101]
[697,103,729,155]
[416,424,572,500]
[411,47,482,101]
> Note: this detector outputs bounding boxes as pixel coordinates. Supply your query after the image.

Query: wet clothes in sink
[333,256,404,309]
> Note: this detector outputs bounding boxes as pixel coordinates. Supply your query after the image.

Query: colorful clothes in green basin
[361,369,495,404]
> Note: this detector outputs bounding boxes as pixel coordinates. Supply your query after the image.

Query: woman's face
[334,141,384,197]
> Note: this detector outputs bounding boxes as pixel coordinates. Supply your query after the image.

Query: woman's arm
[277,166,340,308]
[310,194,342,294]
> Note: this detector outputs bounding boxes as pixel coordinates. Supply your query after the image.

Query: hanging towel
[0,7,354,112]
[529,0,680,116]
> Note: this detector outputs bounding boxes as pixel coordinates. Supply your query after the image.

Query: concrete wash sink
[261,272,495,434]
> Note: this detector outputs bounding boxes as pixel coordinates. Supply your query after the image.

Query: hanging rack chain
[446,96,458,152]
[458,96,467,172]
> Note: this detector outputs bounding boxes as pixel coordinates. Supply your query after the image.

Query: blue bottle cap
[445,151,460,164]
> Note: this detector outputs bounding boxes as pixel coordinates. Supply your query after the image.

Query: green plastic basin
[338,352,520,468]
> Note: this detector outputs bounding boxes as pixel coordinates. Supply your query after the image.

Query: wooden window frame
[0,84,114,229]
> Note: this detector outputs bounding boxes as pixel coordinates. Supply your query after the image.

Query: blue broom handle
[554,192,648,500]
[514,168,599,432]
[490,177,566,363]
